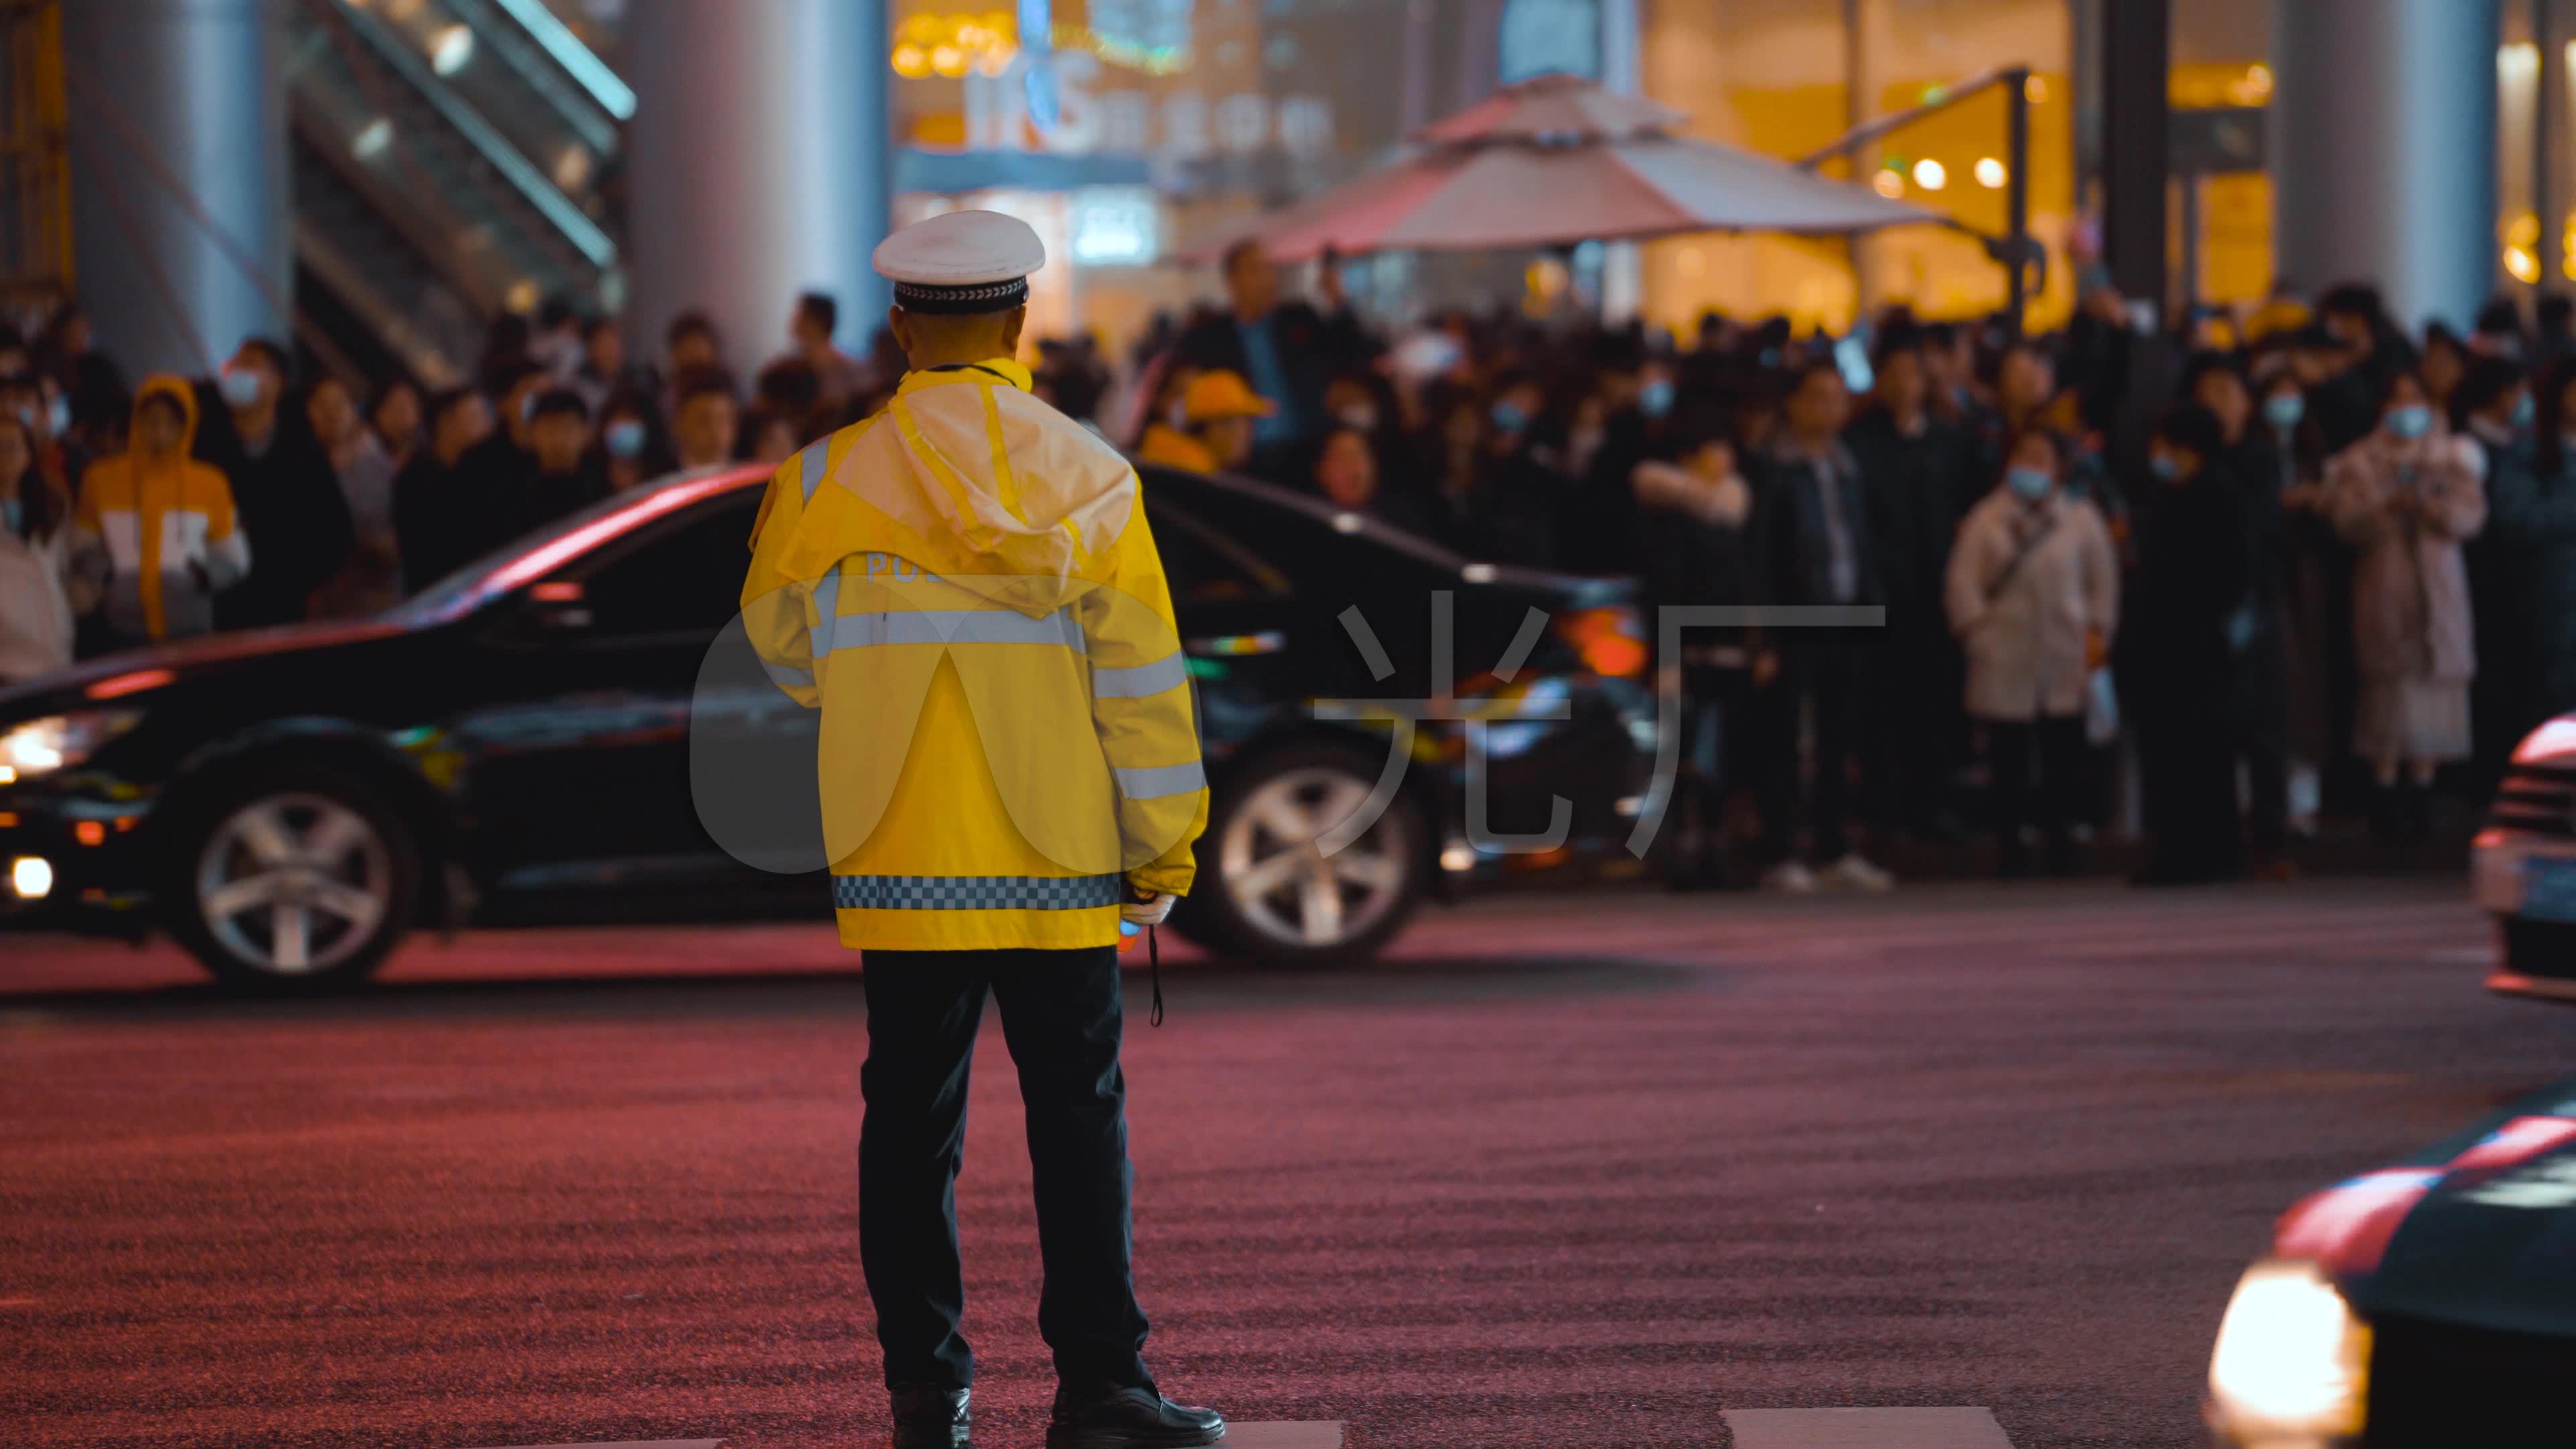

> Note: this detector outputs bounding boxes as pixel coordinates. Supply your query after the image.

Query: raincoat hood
[130,374,201,461]
[784,359,1138,616]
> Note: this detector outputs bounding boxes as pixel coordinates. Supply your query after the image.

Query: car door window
[575,496,763,638]
[1148,502,1288,603]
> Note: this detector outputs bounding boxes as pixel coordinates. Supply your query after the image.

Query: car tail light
[1554,605,1647,678]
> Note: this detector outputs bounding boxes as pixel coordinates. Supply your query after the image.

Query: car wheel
[1178,742,1427,967]
[162,763,423,990]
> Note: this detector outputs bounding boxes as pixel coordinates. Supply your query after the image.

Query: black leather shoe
[890,1386,971,1449]
[1045,1384,1225,1448]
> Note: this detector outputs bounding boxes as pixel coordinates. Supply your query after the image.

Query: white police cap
[873,210,1047,315]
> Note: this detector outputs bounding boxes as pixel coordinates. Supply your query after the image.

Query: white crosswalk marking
[1725,1407,2015,1448]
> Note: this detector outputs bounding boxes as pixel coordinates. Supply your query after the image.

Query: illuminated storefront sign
[1068,186,1161,265]
[1499,0,1600,84]
[963,48,1333,160]
[892,10,1020,78]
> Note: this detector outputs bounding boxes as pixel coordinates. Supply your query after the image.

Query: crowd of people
[1097,248,2576,890]
[5,252,2573,893]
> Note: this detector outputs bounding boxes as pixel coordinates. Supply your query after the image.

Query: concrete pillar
[1842,0,1890,317]
[1599,0,1642,320]
[627,0,890,368]
[2100,0,2169,309]
[2273,0,2503,332]
[64,0,290,378]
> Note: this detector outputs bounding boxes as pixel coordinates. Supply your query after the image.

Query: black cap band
[893,278,1030,315]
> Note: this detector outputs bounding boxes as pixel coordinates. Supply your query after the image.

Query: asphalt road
[5,879,2572,1449]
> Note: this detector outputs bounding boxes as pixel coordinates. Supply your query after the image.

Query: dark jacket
[1169,303,1366,443]
[502,456,607,537]
[1452,444,1562,570]
[392,449,504,595]
[193,390,356,631]
[2487,447,2576,718]
[2122,464,2252,722]
[1749,441,1883,615]
[1842,406,1974,616]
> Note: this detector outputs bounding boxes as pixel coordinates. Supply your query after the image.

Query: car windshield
[384,465,755,626]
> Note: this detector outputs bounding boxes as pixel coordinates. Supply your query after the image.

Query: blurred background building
[9,0,2549,379]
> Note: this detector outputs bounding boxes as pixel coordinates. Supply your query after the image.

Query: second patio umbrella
[1193,73,1937,262]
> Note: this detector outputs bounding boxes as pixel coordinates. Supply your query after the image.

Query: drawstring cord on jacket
[1147,925,1164,1028]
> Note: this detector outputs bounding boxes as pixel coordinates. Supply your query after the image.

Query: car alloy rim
[1219,766,1411,949]
[195,792,392,975]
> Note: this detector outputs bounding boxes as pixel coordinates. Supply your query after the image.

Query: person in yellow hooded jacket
[1132,368,1271,476]
[739,211,1222,1449]
[70,376,250,645]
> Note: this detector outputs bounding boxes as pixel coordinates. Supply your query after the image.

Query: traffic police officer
[741,210,1224,1449]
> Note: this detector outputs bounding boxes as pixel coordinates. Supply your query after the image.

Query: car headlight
[0,711,142,784]
[2207,1260,2370,1442]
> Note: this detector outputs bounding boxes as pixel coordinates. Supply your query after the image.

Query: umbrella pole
[2005,64,2031,339]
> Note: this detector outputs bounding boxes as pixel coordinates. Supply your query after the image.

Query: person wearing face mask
[1455,372,1560,569]
[2489,357,2576,735]
[197,338,356,631]
[0,414,80,682]
[1576,356,1693,579]
[2123,405,2253,884]
[1946,429,2118,877]
[2186,352,2296,873]
[302,376,404,618]
[2253,361,2345,841]
[2324,370,2488,841]
[2449,357,2539,792]
[596,390,674,494]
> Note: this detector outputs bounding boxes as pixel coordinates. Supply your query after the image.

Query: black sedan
[0,462,1656,985]
[2204,1079,2576,1446]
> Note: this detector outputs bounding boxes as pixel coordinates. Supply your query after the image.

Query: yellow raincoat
[742,358,1208,951]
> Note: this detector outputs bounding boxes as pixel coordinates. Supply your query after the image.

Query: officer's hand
[1121,892,1175,928]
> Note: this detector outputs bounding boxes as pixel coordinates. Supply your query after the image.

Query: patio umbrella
[1187,73,1935,262]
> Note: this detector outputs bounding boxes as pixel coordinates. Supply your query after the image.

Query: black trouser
[858,946,1150,1394]
[1986,715,2088,848]
[1864,617,1963,832]
[2235,625,2292,857]
[2136,709,2244,880]
[1759,634,1866,865]
[2238,730,2290,856]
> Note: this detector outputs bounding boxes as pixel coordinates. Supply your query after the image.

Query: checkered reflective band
[892,278,1031,314]
[832,873,1126,910]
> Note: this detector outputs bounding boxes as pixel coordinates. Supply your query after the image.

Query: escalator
[282,0,627,390]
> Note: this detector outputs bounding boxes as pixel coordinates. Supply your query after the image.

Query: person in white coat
[0,413,79,685]
[1945,429,2120,876]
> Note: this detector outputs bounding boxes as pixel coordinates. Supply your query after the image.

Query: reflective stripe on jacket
[743,358,1207,952]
